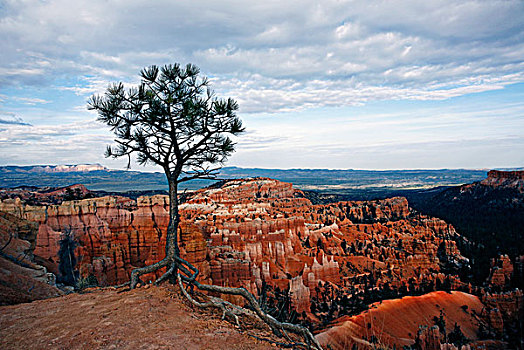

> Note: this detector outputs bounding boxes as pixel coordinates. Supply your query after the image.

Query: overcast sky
[1,0,523,171]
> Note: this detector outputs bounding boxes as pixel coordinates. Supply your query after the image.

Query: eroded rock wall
[0,178,469,312]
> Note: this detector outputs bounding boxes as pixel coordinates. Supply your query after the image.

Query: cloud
[0,118,104,143]
[0,0,523,169]
[0,0,522,113]
[0,118,112,164]
[10,97,51,105]
[231,134,524,170]
[235,130,291,150]
[0,113,32,126]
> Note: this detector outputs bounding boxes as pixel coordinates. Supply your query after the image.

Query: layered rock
[415,326,441,350]
[315,291,485,350]
[0,184,95,205]
[481,170,524,192]
[0,195,166,285]
[482,289,523,329]
[0,178,470,318]
[0,211,62,305]
[487,255,514,289]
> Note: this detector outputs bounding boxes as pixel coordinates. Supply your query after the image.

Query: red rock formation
[487,255,514,289]
[481,170,524,192]
[0,195,166,285]
[488,308,505,334]
[35,184,90,199]
[0,178,470,320]
[415,326,441,350]
[485,170,524,180]
[0,211,62,305]
[0,184,95,205]
[482,289,523,326]
[315,291,485,350]
[289,275,311,313]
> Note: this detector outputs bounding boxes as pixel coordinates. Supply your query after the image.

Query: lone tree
[89,63,321,349]
[89,63,243,287]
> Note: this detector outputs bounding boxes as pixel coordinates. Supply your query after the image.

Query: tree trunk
[129,176,179,289]
[165,178,180,260]
[166,177,180,283]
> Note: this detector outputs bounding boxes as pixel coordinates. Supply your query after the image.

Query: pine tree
[89,63,321,349]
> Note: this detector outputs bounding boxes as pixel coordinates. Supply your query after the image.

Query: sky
[0,0,523,171]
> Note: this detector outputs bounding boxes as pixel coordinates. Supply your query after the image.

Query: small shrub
[75,275,99,291]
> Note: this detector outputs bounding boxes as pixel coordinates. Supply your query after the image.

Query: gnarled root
[177,273,241,326]
[175,257,323,350]
[129,257,169,289]
[128,255,323,350]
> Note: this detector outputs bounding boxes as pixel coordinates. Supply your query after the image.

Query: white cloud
[0,0,522,110]
[0,113,32,125]
[0,118,111,164]
[0,0,523,168]
[11,97,51,105]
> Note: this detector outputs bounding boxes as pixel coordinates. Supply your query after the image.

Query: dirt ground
[0,284,276,349]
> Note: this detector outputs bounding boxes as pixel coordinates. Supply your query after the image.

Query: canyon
[1,176,522,349]
[0,178,466,295]
[410,169,524,272]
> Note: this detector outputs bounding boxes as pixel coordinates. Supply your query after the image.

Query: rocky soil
[0,284,276,350]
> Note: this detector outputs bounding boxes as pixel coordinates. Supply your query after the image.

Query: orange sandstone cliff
[1,178,522,348]
[315,291,485,349]
[0,179,469,314]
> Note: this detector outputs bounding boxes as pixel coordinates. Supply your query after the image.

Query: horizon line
[2,163,524,173]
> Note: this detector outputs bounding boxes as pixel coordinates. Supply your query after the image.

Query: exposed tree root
[129,255,323,350]
[177,273,241,326]
[154,263,175,286]
[247,333,306,349]
[130,257,169,289]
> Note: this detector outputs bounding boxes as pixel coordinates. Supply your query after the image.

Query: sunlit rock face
[0,195,167,285]
[0,178,469,310]
[315,291,485,350]
[481,170,524,192]
[487,254,514,289]
[483,289,523,328]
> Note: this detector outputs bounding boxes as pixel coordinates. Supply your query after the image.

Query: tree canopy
[88,63,244,182]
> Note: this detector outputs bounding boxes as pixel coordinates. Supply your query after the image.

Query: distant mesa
[30,164,107,173]
[0,164,491,193]
[482,170,524,192]
[486,170,524,180]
